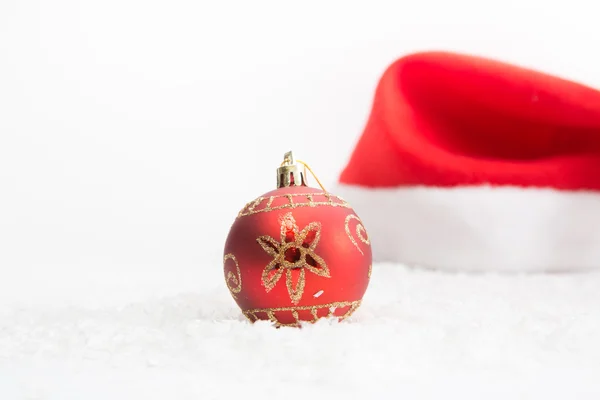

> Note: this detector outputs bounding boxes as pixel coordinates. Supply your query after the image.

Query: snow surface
[2,264,600,400]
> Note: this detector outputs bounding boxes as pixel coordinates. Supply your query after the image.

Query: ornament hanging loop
[277,151,327,192]
[281,151,294,167]
[296,160,327,193]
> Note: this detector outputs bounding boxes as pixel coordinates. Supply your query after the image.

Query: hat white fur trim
[334,184,600,272]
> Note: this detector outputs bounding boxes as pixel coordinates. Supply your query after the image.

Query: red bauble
[223,154,372,327]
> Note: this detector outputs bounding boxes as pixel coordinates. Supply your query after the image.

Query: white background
[3,0,600,305]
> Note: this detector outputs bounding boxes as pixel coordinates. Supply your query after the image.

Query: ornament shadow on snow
[223,151,372,328]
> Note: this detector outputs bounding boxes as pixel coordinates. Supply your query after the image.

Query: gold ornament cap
[277,151,306,188]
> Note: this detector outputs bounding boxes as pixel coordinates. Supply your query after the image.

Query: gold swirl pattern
[237,192,350,219]
[243,300,362,327]
[345,214,370,255]
[223,253,242,298]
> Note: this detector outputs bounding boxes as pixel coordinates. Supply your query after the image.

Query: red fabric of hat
[335,51,600,272]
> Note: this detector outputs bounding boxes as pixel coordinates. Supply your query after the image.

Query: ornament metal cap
[277,151,306,188]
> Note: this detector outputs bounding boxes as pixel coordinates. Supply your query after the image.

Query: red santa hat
[335,51,600,272]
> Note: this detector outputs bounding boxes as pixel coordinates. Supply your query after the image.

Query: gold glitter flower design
[257,212,329,304]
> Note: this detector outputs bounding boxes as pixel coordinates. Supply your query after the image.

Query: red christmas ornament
[223,152,372,327]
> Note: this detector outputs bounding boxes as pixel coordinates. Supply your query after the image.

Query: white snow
[2,263,600,400]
